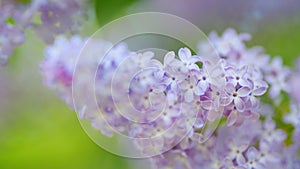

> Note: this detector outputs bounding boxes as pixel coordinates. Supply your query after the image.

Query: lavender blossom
[0,0,28,65]
[288,57,300,103]
[41,29,300,168]
[0,0,88,65]
[33,0,88,43]
[263,57,290,99]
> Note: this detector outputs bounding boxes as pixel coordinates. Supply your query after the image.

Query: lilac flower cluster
[199,29,290,100]
[288,57,300,103]
[285,57,300,156]
[33,0,88,43]
[0,0,88,65]
[149,29,299,169]
[0,0,27,65]
[152,117,298,169]
[41,35,85,105]
[41,29,300,168]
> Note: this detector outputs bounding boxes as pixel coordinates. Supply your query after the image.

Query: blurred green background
[0,1,300,169]
[0,31,132,169]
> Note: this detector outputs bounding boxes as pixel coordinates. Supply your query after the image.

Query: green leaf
[6,17,15,25]
[94,0,140,26]
[15,0,31,4]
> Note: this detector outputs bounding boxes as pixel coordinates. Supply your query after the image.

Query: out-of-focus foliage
[249,20,300,66]
[15,0,31,4]
[94,0,141,25]
[0,31,131,169]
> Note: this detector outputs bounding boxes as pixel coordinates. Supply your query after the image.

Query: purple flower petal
[178,47,191,62]
[184,89,194,102]
[207,110,218,122]
[246,147,258,160]
[189,64,200,70]
[239,78,250,87]
[197,81,208,95]
[236,154,246,165]
[149,59,163,69]
[189,56,202,64]
[250,96,259,109]
[238,87,251,97]
[226,67,236,77]
[235,97,245,112]
[143,51,155,60]
[220,95,232,106]
[264,118,276,130]
[194,117,205,128]
[225,83,236,94]
[239,65,248,76]
[164,51,175,65]
[275,130,287,142]
[201,100,213,110]
[253,86,267,96]
[227,111,237,126]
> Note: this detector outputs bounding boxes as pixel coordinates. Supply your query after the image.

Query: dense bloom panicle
[152,118,298,169]
[0,0,28,65]
[263,57,290,99]
[41,36,86,105]
[41,28,300,168]
[203,28,251,58]
[33,0,88,43]
[288,57,300,103]
[284,103,300,129]
[0,0,88,65]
